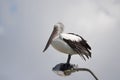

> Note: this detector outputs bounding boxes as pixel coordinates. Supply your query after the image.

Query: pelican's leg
[58,55,72,71]
[67,54,71,64]
[61,54,72,70]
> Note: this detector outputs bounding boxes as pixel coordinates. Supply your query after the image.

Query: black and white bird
[43,22,91,65]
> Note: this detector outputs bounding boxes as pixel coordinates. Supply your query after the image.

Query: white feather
[51,37,75,54]
[60,33,81,42]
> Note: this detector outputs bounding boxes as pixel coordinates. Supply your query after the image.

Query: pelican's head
[43,22,64,52]
[54,22,64,34]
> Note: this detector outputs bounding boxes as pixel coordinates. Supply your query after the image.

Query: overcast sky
[0,0,120,80]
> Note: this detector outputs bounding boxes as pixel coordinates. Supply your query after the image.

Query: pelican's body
[43,22,91,62]
[51,33,76,55]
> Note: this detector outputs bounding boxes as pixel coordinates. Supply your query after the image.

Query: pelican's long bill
[43,27,58,52]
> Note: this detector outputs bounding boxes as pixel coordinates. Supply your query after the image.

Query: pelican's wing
[61,33,91,60]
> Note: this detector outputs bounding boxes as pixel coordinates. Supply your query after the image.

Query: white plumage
[51,34,75,55]
[60,33,81,42]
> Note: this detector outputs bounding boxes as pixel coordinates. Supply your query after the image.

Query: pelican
[43,22,91,65]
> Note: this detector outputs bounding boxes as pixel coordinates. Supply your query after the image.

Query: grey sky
[0,0,120,80]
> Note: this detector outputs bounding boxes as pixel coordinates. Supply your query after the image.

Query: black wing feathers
[80,36,91,50]
[63,33,91,60]
[68,33,91,50]
[63,38,86,60]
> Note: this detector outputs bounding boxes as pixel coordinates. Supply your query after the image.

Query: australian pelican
[43,22,91,65]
